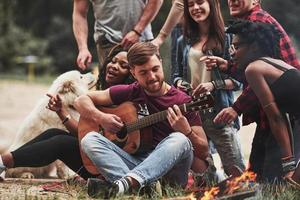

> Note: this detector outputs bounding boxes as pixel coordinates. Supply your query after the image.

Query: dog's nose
[87,73,95,79]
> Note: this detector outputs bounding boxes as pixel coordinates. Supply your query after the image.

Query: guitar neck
[126,104,188,133]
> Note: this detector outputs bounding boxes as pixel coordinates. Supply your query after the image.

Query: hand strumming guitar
[97,112,124,134]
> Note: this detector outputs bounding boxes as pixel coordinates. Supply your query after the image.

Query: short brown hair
[127,42,160,67]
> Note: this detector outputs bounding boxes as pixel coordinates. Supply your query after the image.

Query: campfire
[167,171,258,200]
[223,171,256,195]
[199,170,258,200]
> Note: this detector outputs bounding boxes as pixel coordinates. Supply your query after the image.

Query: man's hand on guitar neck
[97,112,124,133]
[167,105,192,136]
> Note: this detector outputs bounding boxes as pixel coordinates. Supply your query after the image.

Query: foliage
[0,25,52,73]
[0,0,299,74]
[0,0,52,73]
[13,0,82,73]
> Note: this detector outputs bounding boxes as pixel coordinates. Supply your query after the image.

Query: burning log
[224,171,256,195]
[198,171,258,200]
[167,171,258,200]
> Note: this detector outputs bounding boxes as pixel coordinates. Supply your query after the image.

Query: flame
[200,187,219,200]
[200,171,257,199]
[224,171,257,195]
[186,192,197,200]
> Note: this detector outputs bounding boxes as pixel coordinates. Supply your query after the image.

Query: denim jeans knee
[128,132,193,187]
[80,131,99,156]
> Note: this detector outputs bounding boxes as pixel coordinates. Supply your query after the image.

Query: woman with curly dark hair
[97,44,134,90]
[202,20,300,185]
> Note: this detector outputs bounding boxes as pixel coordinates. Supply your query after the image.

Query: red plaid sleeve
[232,86,270,128]
[246,6,300,69]
[232,86,258,116]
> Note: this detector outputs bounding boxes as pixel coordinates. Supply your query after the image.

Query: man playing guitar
[74,42,209,198]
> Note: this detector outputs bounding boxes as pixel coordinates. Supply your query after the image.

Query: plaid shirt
[245,5,300,68]
[231,5,300,129]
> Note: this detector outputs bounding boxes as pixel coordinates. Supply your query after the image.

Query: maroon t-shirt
[109,82,201,147]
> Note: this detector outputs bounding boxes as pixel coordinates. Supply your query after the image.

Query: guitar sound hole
[116,125,128,139]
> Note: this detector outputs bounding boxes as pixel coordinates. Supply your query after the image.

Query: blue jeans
[202,117,246,174]
[81,132,193,187]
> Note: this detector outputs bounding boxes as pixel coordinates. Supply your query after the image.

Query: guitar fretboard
[126,110,167,132]
[124,94,213,133]
[125,104,191,132]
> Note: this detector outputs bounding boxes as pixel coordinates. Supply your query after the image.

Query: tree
[0,0,51,72]
[1,0,299,74]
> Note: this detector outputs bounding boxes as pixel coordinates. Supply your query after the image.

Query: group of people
[1,0,300,198]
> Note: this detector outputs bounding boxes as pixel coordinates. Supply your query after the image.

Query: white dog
[5,70,96,179]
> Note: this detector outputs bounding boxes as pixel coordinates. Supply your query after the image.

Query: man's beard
[144,79,164,94]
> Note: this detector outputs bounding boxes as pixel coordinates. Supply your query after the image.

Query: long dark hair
[97,44,134,90]
[226,20,281,59]
[183,0,225,54]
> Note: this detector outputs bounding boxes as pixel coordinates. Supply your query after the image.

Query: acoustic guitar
[78,93,214,174]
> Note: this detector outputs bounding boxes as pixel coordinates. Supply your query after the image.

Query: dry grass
[0,178,299,200]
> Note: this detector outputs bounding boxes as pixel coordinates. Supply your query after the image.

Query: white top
[188,47,211,88]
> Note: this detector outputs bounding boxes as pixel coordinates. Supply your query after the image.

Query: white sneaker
[0,164,6,181]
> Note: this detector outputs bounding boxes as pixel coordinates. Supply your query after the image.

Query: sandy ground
[0,80,89,199]
[0,79,256,198]
[0,81,50,152]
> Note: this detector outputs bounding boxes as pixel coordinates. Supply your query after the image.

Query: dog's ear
[58,80,76,94]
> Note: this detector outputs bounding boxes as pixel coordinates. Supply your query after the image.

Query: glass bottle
[208,50,225,89]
